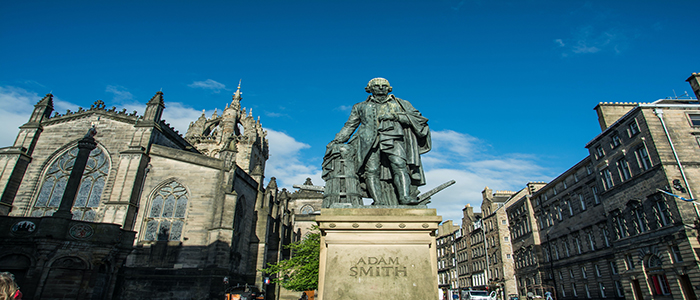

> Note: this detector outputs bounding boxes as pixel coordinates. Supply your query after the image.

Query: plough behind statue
[296,179,455,208]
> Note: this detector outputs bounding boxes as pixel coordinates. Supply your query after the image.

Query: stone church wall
[9,115,139,216]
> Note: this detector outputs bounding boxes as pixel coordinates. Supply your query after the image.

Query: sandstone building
[437,220,460,299]
[0,85,292,299]
[508,73,700,299]
[458,188,529,297]
[457,204,480,292]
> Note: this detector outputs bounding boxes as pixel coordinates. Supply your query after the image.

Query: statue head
[365,77,392,95]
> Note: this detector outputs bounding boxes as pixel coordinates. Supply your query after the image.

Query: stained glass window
[143,181,188,241]
[33,146,109,221]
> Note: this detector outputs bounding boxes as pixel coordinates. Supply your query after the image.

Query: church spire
[232,79,242,104]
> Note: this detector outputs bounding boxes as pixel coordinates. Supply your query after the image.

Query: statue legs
[389,155,418,205]
[364,149,418,205]
[365,150,389,205]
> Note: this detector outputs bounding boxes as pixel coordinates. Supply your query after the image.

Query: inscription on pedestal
[349,257,407,277]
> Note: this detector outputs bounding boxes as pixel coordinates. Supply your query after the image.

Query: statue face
[368,82,390,96]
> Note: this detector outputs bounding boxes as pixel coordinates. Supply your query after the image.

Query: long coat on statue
[324,94,431,199]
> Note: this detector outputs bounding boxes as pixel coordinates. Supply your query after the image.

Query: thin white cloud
[106,85,134,102]
[419,130,552,223]
[334,105,352,112]
[0,86,77,147]
[264,129,322,188]
[556,25,630,56]
[450,0,466,11]
[0,86,39,147]
[161,103,209,134]
[117,98,207,136]
[265,111,288,118]
[188,79,228,93]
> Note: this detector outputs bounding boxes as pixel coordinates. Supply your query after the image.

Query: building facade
[512,73,700,300]
[459,188,522,296]
[481,187,525,298]
[457,204,480,293]
[505,182,546,297]
[530,157,622,300]
[438,220,460,300]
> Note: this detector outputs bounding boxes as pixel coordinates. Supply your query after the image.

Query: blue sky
[1,0,698,224]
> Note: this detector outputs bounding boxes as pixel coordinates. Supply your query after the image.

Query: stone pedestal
[316,208,441,300]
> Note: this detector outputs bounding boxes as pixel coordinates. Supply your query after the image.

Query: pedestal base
[316,208,441,300]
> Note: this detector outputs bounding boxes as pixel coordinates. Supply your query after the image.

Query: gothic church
[0,84,292,299]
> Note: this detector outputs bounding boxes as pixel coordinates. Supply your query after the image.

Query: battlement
[44,99,141,126]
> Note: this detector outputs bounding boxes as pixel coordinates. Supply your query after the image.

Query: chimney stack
[687,73,700,100]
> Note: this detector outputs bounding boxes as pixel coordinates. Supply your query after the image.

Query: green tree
[262,227,320,292]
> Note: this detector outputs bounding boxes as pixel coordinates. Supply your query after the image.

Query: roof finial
[232,79,242,103]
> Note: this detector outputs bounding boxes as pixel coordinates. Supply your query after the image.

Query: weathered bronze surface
[322,78,431,207]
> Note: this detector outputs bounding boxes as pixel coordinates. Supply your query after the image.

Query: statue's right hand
[378,113,397,122]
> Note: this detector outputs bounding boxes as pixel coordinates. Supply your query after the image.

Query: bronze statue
[322,78,431,206]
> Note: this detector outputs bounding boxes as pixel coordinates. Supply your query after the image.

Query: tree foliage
[261,227,320,292]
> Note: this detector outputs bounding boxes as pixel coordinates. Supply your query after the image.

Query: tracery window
[33,146,110,221]
[143,181,188,241]
[299,205,314,215]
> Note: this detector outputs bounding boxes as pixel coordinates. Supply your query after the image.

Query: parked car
[225,284,264,300]
[463,290,491,300]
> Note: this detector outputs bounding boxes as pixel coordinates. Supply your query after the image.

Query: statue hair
[365,78,392,93]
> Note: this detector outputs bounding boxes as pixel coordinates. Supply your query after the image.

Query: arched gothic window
[300,205,314,215]
[32,146,109,221]
[144,181,188,241]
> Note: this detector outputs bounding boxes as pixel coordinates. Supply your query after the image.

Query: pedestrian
[0,272,21,300]
[544,291,552,300]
